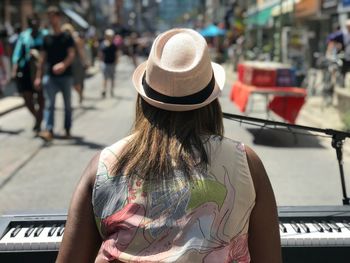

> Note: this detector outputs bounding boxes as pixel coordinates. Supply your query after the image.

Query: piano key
[279,223,287,233]
[34,225,44,237]
[0,227,18,251]
[10,225,21,238]
[290,221,301,233]
[312,221,324,232]
[329,221,341,232]
[25,225,35,237]
[57,225,65,236]
[343,221,350,231]
[299,221,310,233]
[320,221,333,232]
[48,224,57,237]
[12,227,29,250]
[282,224,300,246]
[280,222,350,247]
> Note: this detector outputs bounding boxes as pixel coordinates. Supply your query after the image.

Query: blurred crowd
[0,15,155,99]
[0,4,247,142]
[0,6,156,141]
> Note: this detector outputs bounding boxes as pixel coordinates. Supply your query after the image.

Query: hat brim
[132,61,225,111]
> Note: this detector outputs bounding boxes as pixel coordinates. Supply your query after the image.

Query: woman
[57,28,281,263]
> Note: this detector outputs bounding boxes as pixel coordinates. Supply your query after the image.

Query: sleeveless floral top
[92,136,256,263]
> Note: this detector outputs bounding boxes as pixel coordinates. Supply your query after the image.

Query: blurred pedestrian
[12,14,47,133]
[35,6,75,141]
[57,28,281,263]
[62,23,88,105]
[127,31,139,68]
[99,29,118,98]
[8,24,22,52]
[87,34,99,67]
[327,20,350,87]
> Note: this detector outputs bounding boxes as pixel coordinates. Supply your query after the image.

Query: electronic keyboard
[1,206,350,262]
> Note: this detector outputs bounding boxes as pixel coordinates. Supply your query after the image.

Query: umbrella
[61,7,89,29]
[199,24,226,37]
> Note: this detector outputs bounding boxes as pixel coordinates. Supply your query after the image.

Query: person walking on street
[35,6,75,141]
[327,20,350,88]
[62,23,88,105]
[99,29,118,98]
[127,31,139,68]
[12,14,47,133]
[56,28,281,263]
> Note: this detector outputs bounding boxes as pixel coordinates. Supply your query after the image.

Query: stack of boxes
[237,61,296,87]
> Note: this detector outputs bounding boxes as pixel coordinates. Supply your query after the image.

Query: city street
[0,56,350,216]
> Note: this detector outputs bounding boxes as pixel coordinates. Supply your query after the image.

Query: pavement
[1,61,349,155]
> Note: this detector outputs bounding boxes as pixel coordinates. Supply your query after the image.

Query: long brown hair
[112,95,224,182]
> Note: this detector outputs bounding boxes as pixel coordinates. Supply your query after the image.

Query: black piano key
[312,221,324,232]
[343,220,350,231]
[10,225,21,237]
[321,221,332,232]
[57,225,65,236]
[290,221,301,233]
[25,225,35,237]
[34,225,44,237]
[279,223,287,233]
[299,221,310,233]
[48,224,57,237]
[329,221,341,232]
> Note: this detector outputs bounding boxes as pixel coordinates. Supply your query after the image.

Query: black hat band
[142,73,215,105]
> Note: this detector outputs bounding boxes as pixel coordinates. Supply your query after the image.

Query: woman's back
[92,136,255,263]
[56,28,281,263]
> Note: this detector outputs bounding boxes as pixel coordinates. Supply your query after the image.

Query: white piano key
[304,223,327,247]
[0,227,18,251]
[12,227,29,250]
[280,221,350,248]
[283,224,299,246]
[48,231,64,250]
[334,223,350,246]
[36,227,51,250]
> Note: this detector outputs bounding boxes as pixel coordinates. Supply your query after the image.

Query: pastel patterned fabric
[92,136,256,263]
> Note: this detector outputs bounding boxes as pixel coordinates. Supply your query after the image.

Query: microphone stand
[223,112,350,205]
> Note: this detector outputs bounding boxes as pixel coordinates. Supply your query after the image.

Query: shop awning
[271,0,301,17]
[245,5,275,26]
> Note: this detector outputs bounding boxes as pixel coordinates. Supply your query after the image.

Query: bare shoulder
[83,151,102,187]
[245,146,282,262]
[244,145,267,192]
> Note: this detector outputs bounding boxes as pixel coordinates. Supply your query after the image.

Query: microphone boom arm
[223,112,350,205]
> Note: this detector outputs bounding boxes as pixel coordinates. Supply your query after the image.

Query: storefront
[338,0,350,28]
[321,0,339,57]
[245,2,277,58]
[321,0,339,31]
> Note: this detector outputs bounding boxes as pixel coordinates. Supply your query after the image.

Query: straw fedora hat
[132,28,225,111]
